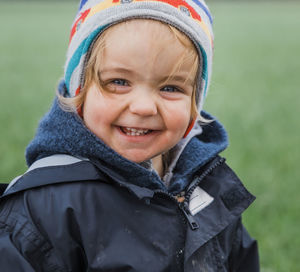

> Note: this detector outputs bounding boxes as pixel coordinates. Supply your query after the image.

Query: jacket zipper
[153,192,197,230]
[92,156,225,230]
[185,156,226,202]
[153,190,189,270]
[178,156,226,230]
[178,202,199,230]
[153,190,187,224]
[180,157,225,230]
[154,157,225,231]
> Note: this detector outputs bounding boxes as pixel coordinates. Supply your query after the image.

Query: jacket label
[189,186,214,216]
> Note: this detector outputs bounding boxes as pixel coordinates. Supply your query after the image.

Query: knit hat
[64,0,214,111]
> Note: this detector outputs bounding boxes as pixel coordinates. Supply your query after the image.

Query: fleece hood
[26,81,228,194]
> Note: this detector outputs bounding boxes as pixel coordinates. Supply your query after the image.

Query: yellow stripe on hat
[85,0,118,21]
[198,20,213,46]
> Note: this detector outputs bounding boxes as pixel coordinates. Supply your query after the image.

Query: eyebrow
[99,68,194,86]
[99,67,134,76]
[160,75,194,86]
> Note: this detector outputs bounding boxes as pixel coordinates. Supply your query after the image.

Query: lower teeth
[121,127,150,136]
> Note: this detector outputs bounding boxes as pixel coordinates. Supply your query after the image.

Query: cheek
[169,100,191,124]
[166,106,191,135]
[83,107,98,136]
[83,96,107,132]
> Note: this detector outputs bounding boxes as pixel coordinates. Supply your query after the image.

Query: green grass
[207,2,300,271]
[0,2,77,177]
[0,1,299,271]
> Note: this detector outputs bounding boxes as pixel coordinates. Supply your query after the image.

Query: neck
[152,154,164,178]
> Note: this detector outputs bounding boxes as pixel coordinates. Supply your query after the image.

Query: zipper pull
[180,203,199,230]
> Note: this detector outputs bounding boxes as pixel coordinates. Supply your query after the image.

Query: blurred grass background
[0,1,299,271]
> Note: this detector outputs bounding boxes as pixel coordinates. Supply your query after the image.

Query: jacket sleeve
[0,233,35,271]
[230,218,260,272]
[0,195,66,272]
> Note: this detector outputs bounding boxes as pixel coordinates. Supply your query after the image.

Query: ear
[183,118,196,138]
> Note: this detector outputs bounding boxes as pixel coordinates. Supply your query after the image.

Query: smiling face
[83,20,197,163]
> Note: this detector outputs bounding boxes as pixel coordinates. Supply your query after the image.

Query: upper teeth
[123,127,149,136]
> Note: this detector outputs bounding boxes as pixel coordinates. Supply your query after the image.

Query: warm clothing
[0,155,258,271]
[65,0,214,111]
[0,80,259,271]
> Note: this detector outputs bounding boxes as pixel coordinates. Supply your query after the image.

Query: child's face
[83,21,195,163]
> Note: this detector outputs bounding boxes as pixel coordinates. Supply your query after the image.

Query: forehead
[104,20,184,50]
[96,20,196,81]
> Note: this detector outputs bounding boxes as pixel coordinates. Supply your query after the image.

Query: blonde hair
[59,19,207,122]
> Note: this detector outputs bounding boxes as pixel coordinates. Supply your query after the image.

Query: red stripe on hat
[77,106,83,117]
[69,9,91,44]
[75,87,83,117]
[183,118,196,138]
[75,86,81,96]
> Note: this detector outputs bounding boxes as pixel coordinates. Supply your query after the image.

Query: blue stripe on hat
[78,0,89,11]
[191,0,213,24]
[199,43,208,97]
[65,25,108,93]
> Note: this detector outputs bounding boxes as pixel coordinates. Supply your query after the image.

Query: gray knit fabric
[65,0,214,111]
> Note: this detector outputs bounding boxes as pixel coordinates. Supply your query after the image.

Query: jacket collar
[2,155,155,200]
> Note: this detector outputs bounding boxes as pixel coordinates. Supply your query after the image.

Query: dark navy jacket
[0,155,259,271]
[0,82,259,271]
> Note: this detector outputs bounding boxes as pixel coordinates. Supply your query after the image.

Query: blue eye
[161,86,181,93]
[112,79,129,86]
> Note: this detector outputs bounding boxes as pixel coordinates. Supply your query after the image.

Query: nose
[129,89,158,116]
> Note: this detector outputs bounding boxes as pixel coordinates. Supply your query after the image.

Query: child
[0,0,259,271]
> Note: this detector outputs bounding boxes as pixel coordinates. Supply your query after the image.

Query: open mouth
[120,126,153,136]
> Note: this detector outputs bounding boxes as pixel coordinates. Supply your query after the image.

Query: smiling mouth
[120,126,153,136]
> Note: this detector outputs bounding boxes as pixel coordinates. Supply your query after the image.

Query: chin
[121,152,154,164]
[126,156,150,164]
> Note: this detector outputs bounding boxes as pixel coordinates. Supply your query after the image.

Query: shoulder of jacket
[1,154,106,198]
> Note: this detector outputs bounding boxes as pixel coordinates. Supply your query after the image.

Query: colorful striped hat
[64,0,214,111]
